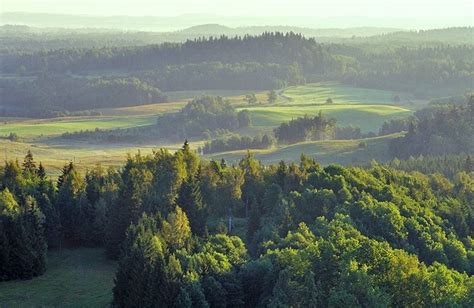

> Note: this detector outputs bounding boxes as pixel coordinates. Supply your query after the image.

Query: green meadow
[0,115,156,139]
[237,83,415,132]
[282,82,413,105]
[242,104,410,132]
[0,248,116,307]
[206,133,402,165]
[1,83,416,169]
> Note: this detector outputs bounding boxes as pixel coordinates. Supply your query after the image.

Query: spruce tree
[177,176,207,236]
[23,196,47,277]
[37,162,46,180]
[22,150,37,177]
[175,288,192,308]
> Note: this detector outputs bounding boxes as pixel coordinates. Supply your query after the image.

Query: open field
[206,133,403,165]
[242,104,411,132]
[0,248,116,307]
[282,83,415,106]
[1,83,413,171]
[0,139,188,176]
[0,115,157,140]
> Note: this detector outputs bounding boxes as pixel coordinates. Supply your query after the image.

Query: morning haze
[0,0,473,306]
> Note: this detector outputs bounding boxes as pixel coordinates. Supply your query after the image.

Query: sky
[2,0,473,18]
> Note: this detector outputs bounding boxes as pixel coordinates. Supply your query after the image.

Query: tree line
[390,96,474,158]
[0,76,167,117]
[2,32,472,116]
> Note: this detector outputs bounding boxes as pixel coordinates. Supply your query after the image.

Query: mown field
[0,248,116,307]
[1,83,416,170]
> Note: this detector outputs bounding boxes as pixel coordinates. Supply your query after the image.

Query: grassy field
[0,115,157,139]
[1,83,415,171]
[0,139,185,176]
[206,133,402,165]
[0,248,116,307]
[242,104,410,132]
[234,83,417,132]
[282,82,415,106]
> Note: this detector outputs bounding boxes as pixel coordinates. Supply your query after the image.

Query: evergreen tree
[37,162,46,180]
[113,213,163,307]
[57,162,74,189]
[161,206,191,251]
[301,271,319,308]
[177,175,207,236]
[22,150,37,177]
[202,276,227,308]
[175,288,192,308]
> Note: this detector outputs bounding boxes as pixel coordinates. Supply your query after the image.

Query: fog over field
[1,1,473,307]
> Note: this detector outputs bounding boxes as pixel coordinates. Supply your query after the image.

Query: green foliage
[2,147,474,306]
[157,96,250,140]
[274,112,337,144]
[202,133,275,154]
[391,97,474,158]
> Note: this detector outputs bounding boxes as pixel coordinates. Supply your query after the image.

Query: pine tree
[177,176,207,236]
[23,196,47,277]
[270,269,293,307]
[202,276,227,308]
[113,214,163,307]
[57,162,74,189]
[246,197,261,242]
[22,150,37,177]
[301,271,319,307]
[37,162,46,180]
[175,288,192,308]
[2,160,24,196]
[181,140,199,177]
[161,206,191,251]
[187,282,209,308]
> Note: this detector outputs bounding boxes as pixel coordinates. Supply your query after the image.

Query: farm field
[0,139,193,176]
[1,83,415,169]
[0,115,157,140]
[0,248,116,307]
[206,133,402,165]
[282,83,415,106]
[243,104,410,132]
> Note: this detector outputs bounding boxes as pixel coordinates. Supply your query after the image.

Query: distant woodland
[1,31,473,116]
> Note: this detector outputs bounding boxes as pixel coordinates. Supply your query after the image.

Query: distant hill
[176,24,402,38]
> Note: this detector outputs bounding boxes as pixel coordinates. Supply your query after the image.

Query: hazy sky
[2,0,473,17]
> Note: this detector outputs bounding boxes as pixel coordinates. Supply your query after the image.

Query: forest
[390,96,474,158]
[1,31,473,116]
[1,144,473,306]
[1,5,474,306]
[0,76,167,117]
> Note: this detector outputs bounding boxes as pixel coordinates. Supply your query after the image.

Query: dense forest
[1,145,473,305]
[390,96,474,158]
[1,32,473,116]
[0,76,167,117]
